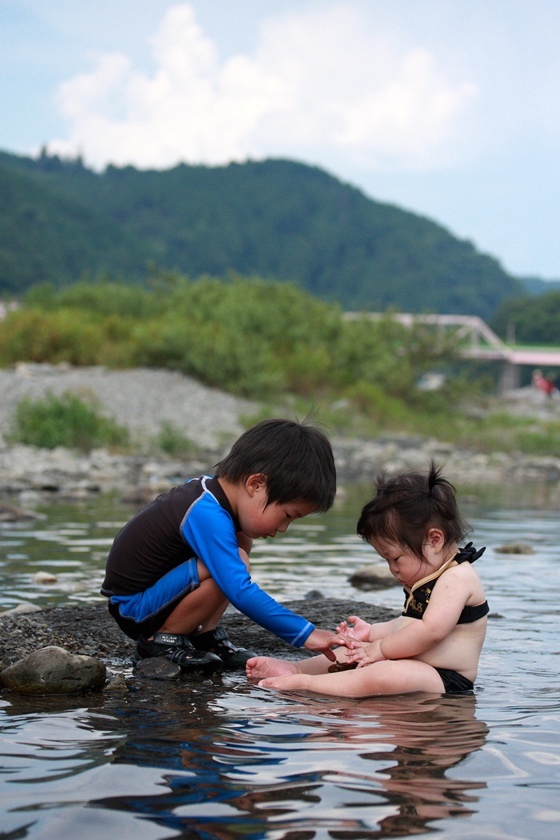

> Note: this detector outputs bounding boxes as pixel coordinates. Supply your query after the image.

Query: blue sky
[2,0,559,280]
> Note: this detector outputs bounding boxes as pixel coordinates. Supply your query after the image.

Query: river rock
[0,645,107,695]
[349,564,396,590]
[0,503,44,522]
[134,656,185,681]
[494,542,535,554]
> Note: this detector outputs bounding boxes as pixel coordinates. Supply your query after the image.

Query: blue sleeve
[181,491,314,647]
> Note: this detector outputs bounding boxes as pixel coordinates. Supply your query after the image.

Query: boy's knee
[196,559,212,581]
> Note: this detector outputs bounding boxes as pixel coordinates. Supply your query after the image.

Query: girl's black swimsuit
[402,542,489,695]
[402,542,489,624]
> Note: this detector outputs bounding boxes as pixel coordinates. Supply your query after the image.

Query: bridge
[344,313,560,392]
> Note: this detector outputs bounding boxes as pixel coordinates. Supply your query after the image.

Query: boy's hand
[303,628,353,661]
[336,615,371,642]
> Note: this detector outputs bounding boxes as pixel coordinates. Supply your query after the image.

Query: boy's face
[239,475,316,539]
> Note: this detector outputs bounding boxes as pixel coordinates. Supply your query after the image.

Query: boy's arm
[185,500,325,647]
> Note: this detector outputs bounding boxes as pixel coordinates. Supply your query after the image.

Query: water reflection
[200,689,489,838]
[1,683,486,838]
[3,487,560,837]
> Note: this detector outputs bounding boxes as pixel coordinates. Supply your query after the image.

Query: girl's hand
[345,639,385,668]
[336,615,371,641]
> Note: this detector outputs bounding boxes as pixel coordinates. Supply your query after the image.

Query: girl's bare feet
[257,673,309,690]
[246,656,299,681]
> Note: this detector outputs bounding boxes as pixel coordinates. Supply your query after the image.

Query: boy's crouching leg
[189,626,258,670]
[135,632,222,673]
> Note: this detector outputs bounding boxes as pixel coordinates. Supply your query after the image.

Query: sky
[2,0,560,280]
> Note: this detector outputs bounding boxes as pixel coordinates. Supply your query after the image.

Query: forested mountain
[519,276,560,294]
[0,150,522,318]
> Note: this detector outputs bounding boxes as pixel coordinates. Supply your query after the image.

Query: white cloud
[333,48,477,164]
[48,2,478,172]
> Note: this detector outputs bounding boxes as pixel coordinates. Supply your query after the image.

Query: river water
[1,482,559,839]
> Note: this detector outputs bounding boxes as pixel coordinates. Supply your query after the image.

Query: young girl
[247,463,489,697]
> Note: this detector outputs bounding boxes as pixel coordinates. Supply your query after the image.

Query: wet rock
[33,571,58,584]
[495,542,535,554]
[0,646,106,695]
[349,564,396,590]
[134,657,183,681]
[104,673,129,692]
[304,589,325,600]
[0,603,41,617]
[0,504,44,522]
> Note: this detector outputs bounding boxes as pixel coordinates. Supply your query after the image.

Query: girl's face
[371,528,446,588]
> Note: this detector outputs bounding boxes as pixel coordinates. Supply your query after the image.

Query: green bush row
[4,275,560,455]
[0,274,460,403]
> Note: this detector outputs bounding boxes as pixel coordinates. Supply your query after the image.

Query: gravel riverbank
[1,364,560,502]
[0,363,257,450]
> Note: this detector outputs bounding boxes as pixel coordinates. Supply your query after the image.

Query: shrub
[157,421,195,456]
[0,309,104,365]
[9,391,129,452]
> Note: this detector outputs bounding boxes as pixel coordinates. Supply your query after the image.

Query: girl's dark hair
[214,418,336,512]
[356,461,470,558]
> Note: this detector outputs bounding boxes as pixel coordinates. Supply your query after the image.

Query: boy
[101,418,347,673]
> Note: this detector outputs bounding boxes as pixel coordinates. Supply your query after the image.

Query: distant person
[532,369,557,398]
[102,418,350,673]
[247,462,488,697]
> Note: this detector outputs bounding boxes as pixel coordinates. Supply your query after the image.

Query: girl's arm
[349,566,476,666]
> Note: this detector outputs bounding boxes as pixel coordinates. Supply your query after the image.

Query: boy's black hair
[357,461,470,558]
[214,418,336,512]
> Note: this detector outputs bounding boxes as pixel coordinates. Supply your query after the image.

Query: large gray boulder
[0,645,106,695]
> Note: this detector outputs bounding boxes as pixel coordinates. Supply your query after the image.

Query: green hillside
[0,150,522,317]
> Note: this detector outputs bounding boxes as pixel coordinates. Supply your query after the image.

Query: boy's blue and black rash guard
[101,475,315,647]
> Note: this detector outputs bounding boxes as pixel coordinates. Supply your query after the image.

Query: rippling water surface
[1,483,560,838]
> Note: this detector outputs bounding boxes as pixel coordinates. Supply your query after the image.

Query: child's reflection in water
[208,690,489,836]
